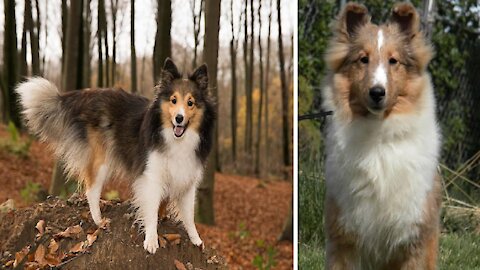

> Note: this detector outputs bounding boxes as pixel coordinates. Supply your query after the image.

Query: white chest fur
[325,109,440,257]
[144,129,203,198]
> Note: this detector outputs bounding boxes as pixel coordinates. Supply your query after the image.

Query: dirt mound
[0,196,225,270]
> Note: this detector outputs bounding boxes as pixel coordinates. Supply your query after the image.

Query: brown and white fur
[15,59,216,254]
[322,3,441,269]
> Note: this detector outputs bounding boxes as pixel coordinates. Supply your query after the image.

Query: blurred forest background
[298,0,480,268]
[0,0,294,268]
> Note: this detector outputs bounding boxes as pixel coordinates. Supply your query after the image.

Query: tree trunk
[153,0,171,84]
[278,202,293,241]
[242,0,249,153]
[110,0,118,85]
[83,0,92,88]
[30,0,40,76]
[264,0,273,176]
[229,0,238,164]
[130,0,137,93]
[97,0,104,87]
[276,0,291,168]
[20,3,29,79]
[51,0,84,196]
[61,0,68,73]
[196,0,221,225]
[192,0,204,69]
[2,0,19,126]
[254,0,264,176]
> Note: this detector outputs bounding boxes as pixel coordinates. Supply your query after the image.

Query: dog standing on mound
[15,59,216,254]
[322,3,441,269]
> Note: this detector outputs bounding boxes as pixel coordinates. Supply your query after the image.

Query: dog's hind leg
[85,164,108,225]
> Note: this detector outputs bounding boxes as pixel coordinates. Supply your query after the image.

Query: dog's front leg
[133,174,163,254]
[177,186,203,248]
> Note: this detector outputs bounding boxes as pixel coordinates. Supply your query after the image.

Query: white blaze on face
[372,30,387,88]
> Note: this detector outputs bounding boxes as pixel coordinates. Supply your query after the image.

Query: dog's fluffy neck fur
[324,75,440,262]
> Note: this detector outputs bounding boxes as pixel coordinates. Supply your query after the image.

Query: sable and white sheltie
[15,59,215,254]
[322,2,441,269]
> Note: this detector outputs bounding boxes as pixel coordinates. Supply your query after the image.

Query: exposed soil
[0,126,293,269]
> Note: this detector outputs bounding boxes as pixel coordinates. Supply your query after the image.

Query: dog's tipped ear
[337,3,370,38]
[189,64,209,90]
[162,58,181,79]
[389,2,420,37]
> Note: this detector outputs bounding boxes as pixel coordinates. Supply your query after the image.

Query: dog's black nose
[175,114,184,124]
[369,86,386,103]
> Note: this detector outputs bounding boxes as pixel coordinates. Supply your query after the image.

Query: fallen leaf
[174,259,187,270]
[35,220,45,237]
[13,246,30,267]
[34,244,47,266]
[163,233,181,242]
[44,253,62,267]
[86,233,97,247]
[54,225,83,239]
[69,242,85,253]
[158,236,167,248]
[48,239,59,254]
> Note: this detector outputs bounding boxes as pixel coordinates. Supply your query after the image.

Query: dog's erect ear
[389,2,420,37]
[189,64,208,90]
[337,3,370,38]
[161,58,181,80]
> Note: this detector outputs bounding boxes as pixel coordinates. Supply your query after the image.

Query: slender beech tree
[51,0,85,196]
[3,0,19,126]
[277,0,290,167]
[130,0,137,93]
[242,0,250,152]
[229,0,241,163]
[192,0,204,69]
[254,0,264,175]
[153,0,172,83]
[264,0,273,173]
[197,0,221,225]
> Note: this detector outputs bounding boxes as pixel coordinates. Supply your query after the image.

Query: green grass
[299,233,480,270]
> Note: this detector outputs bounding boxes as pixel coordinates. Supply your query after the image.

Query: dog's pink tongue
[174,126,185,137]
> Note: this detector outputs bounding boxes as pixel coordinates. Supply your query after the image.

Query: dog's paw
[144,237,159,254]
[191,237,204,250]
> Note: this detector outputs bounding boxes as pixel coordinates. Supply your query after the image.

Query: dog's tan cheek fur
[161,101,172,129]
[189,107,204,132]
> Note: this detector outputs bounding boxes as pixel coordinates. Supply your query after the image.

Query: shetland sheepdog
[322,3,441,269]
[15,59,216,254]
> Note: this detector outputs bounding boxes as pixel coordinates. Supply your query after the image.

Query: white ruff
[132,128,204,253]
[323,75,440,261]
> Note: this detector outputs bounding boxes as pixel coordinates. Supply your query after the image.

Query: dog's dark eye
[187,100,194,107]
[389,58,398,65]
[171,98,177,104]
[360,56,369,64]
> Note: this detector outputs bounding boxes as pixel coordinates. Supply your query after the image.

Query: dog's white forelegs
[177,186,203,247]
[86,164,108,226]
[133,173,163,254]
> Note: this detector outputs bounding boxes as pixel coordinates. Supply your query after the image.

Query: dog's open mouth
[173,125,187,138]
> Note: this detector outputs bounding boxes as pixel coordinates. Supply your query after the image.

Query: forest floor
[0,126,293,269]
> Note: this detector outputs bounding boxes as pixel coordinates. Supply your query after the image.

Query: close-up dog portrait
[0,0,294,269]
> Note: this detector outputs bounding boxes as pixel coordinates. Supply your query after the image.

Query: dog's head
[155,58,210,138]
[325,2,433,119]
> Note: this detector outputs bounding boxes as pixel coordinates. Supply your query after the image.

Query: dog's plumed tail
[16,78,90,178]
[16,77,63,140]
